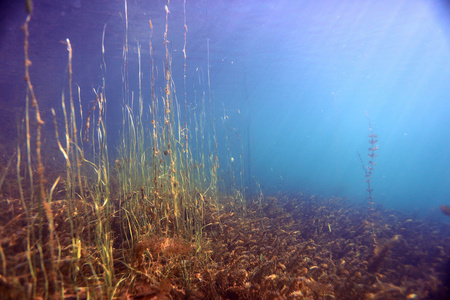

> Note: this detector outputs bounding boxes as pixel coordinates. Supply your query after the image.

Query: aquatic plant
[7,0,446,298]
[358,114,378,247]
[0,0,254,297]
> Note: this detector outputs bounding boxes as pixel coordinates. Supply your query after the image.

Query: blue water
[209,0,450,217]
[1,0,450,218]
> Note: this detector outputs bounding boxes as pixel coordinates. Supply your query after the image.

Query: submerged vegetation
[1,1,232,298]
[1,1,450,299]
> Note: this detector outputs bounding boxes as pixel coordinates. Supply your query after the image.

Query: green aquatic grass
[2,1,248,298]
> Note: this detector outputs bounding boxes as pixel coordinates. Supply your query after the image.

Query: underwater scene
[1,0,450,299]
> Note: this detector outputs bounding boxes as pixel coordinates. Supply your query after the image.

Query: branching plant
[358,114,378,248]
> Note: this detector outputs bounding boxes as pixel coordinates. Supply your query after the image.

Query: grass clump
[0,1,246,298]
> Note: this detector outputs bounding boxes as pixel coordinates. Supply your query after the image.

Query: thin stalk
[16,145,37,298]
[23,14,59,297]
